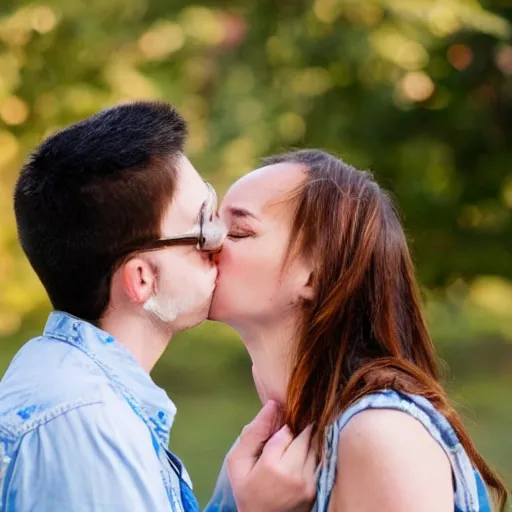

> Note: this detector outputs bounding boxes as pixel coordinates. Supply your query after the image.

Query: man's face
[143,155,220,332]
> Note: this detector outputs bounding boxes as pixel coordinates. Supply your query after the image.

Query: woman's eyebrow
[227,206,259,220]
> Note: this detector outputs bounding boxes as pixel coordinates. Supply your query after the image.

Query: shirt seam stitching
[14,399,106,438]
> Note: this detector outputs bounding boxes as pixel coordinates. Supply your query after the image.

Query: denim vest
[315,390,492,512]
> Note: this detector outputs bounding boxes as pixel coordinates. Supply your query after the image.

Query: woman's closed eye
[227,229,253,240]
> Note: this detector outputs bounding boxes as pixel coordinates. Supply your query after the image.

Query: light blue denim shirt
[0,311,198,512]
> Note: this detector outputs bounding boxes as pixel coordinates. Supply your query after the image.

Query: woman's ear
[294,255,314,301]
[300,271,315,301]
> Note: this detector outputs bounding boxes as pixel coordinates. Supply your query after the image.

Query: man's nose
[200,218,227,253]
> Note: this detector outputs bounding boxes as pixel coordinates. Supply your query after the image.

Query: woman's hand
[227,400,317,512]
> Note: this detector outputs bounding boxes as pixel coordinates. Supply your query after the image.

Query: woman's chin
[207,296,241,327]
[207,292,226,321]
[207,306,220,321]
[208,288,248,327]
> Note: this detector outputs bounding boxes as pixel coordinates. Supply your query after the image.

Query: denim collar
[43,311,176,446]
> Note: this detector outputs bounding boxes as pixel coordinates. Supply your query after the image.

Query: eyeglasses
[116,182,226,264]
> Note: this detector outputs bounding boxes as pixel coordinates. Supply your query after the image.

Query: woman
[208,150,507,511]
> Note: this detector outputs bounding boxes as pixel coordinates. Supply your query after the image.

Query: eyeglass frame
[115,181,223,266]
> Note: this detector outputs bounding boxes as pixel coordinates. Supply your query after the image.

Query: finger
[229,400,281,477]
[303,451,320,501]
[245,399,283,447]
[260,424,294,462]
[303,443,317,478]
[281,424,313,468]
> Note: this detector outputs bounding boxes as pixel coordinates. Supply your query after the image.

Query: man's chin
[172,310,208,333]
[165,296,210,333]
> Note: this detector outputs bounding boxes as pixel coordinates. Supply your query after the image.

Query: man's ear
[121,257,156,304]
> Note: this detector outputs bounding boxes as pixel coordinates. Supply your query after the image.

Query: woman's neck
[237,317,297,406]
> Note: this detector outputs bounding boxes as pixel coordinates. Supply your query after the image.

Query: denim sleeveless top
[314,390,492,512]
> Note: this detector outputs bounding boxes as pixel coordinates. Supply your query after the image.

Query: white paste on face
[143,294,185,323]
[200,220,227,251]
[143,279,216,325]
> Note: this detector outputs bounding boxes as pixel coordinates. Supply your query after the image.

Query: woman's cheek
[216,242,235,268]
[224,241,251,267]
[217,244,245,289]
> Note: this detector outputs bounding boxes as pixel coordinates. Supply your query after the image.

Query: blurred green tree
[0,0,510,335]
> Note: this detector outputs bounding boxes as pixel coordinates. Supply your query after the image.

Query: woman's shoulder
[334,391,454,479]
[336,405,450,469]
[328,407,454,512]
[315,390,488,512]
[332,389,459,448]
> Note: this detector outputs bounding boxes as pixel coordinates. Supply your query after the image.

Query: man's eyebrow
[227,206,259,220]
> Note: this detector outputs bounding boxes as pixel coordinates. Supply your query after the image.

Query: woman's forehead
[223,162,305,211]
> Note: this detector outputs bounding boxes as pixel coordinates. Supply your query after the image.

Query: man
[0,102,316,511]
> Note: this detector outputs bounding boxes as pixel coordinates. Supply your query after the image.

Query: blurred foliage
[1,0,512,505]
[1,0,512,335]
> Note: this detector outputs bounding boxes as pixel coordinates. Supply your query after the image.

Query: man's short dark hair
[14,101,187,322]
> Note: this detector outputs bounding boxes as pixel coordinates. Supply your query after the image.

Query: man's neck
[237,317,297,406]
[100,313,172,373]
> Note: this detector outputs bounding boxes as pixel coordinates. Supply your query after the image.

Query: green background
[0,0,511,506]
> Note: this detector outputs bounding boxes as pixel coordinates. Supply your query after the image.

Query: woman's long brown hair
[264,150,508,511]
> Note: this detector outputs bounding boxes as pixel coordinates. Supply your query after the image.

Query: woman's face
[209,162,312,332]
